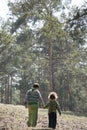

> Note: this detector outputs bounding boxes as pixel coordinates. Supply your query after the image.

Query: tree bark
[49,42,53,91]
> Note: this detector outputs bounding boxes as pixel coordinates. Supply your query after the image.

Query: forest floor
[0,103,87,130]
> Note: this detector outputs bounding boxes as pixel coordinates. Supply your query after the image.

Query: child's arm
[43,102,49,108]
[56,102,61,115]
[37,90,44,106]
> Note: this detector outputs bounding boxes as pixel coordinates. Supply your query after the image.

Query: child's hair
[33,83,39,88]
[50,94,55,100]
[48,92,58,100]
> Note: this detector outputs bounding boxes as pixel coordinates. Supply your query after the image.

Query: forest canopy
[0,0,87,114]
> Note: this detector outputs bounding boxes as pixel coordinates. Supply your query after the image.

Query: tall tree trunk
[20,88,26,105]
[49,42,53,91]
[4,75,12,104]
[67,71,73,110]
[9,75,12,104]
[5,75,9,104]
[0,84,4,103]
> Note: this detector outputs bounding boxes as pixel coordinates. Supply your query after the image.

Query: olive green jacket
[44,99,61,115]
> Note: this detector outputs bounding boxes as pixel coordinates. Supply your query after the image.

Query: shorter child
[44,92,61,129]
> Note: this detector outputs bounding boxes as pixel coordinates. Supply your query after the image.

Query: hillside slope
[0,103,87,130]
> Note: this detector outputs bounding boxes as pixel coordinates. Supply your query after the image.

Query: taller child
[25,83,44,127]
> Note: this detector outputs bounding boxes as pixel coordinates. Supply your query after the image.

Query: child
[24,83,44,127]
[44,92,61,129]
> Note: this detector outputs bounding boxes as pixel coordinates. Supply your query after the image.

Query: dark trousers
[48,112,57,129]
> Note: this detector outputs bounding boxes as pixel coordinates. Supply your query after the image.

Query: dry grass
[0,103,87,130]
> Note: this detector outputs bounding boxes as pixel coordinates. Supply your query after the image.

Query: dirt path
[0,104,87,130]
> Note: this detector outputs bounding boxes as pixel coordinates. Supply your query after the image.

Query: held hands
[40,103,45,108]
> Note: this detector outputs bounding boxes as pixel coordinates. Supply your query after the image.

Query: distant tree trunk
[5,75,9,104]
[0,84,4,103]
[20,88,26,105]
[4,80,6,103]
[9,75,12,104]
[63,71,72,111]
[4,75,12,104]
[67,71,73,111]
[49,42,53,91]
